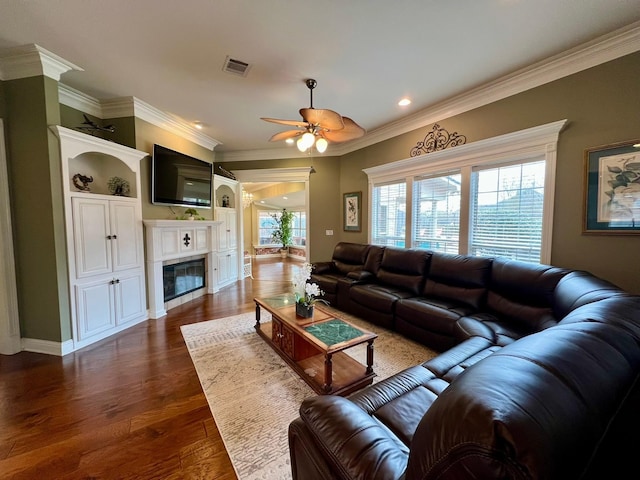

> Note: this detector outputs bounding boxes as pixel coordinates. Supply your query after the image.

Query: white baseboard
[21,337,75,356]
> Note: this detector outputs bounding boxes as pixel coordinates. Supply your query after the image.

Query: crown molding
[218,145,335,162]
[227,21,640,162]
[58,83,103,117]
[57,87,221,150]
[0,44,83,81]
[231,167,313,183]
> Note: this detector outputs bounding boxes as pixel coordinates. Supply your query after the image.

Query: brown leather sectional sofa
[288,242,640,479]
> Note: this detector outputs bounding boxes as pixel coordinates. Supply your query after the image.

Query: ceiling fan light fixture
[296,136,308,152]
[297,131,315,152]
[315,137,328,153]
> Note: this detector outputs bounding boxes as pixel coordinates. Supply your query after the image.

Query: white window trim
[363,120,567,264]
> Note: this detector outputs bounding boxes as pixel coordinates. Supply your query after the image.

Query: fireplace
[163,258,205,302]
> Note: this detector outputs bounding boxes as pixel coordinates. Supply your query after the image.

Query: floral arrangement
[292,263,327,307]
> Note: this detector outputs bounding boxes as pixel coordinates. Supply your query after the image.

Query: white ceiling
[0,1,639,160]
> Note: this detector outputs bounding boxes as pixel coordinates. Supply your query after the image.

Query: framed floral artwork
[583,139,640,234]
[343,191,362,232]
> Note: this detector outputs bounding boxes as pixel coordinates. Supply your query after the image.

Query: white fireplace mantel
[144,219,222,318]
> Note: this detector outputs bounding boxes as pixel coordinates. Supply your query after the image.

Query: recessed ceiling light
[194,122,203,130]
[398,98,411,106]
[283,196,288,200]
[285,138,294,144]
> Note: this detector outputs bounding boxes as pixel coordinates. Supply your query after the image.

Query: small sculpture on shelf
[77,114,116,137]
[107,176,130,196]
[72,173,93,192]
[222,194,230,207]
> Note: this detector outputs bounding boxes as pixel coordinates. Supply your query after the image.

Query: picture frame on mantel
[583,139,640,234]
[343,191,362,232]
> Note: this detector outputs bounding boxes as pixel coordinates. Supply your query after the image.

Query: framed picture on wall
[583,139,640,234]
[343,191,362,232]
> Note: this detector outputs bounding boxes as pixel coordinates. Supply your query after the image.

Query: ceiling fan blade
[261,117,309,128]
[320,117,366,143]
[268,129,304,142]
[300,108,344,130]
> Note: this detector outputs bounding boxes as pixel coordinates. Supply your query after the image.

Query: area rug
[181,307,437,480]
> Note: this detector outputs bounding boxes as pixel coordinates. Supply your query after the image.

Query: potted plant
[178,208,205,220]
[271,208,294,257]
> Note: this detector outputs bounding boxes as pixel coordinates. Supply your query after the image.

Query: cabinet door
[110,201,142,272]
[72,198,112,278]
[114,270,146,325]
[281,323,295,359]
[75,278,116,340]
[216,252,230,286]
[228,249,239,280]
[272,319,283,349]
[227,209,237,248]
[215,208,230,250]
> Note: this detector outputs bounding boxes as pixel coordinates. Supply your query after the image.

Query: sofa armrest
[312,261,335,275]
[346,270,374,282]
[299,395,409,480]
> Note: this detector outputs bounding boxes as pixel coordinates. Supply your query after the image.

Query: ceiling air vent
[222,56,251,77]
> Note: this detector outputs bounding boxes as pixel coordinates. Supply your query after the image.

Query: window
[413,172,461,254]
[258,211,278,245]
[257,210,307,246]
[364,120,566,264]
[371,182,406,247]
[470,160,545,262]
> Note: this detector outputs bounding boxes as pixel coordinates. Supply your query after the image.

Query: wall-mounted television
[151,144,212,208]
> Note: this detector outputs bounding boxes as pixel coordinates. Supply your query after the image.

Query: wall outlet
[326,230,333,236]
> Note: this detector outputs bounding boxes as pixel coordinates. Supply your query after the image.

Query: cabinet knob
[112,234,118,239]
[107,235,112,240]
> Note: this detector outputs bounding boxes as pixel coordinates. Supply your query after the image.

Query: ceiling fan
[261,79,365,153]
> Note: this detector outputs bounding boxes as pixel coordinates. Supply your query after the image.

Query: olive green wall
[222,52,640,293]
[60,105,137,148]
[5,75,70,342]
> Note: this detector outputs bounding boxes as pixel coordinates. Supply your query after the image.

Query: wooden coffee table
[254,294,377,396]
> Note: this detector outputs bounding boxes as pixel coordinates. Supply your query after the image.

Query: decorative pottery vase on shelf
[296,302,314,318]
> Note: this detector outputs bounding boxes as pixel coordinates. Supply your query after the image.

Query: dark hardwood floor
[0,257,302,479]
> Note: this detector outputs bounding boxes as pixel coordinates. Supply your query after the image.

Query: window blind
[372,181,406,247]
[470,160,545,263]
[412,173,461,253]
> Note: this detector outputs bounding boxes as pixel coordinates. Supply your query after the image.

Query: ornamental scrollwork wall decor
[410,124,467,157]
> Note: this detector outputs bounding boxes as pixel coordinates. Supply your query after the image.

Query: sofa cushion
[331,242,371,274]
[395,297,477,335]
[422,253,492,309]
[376,247,431,296]
[486,257,568,332]
[349,283,415,312]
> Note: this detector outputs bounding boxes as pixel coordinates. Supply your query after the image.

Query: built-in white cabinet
[215,207,237,251]
[75,267,146,341]
[72,197,142,277]
[71,196,146,341]
[213,174,241,290]
[52,126,148,352]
